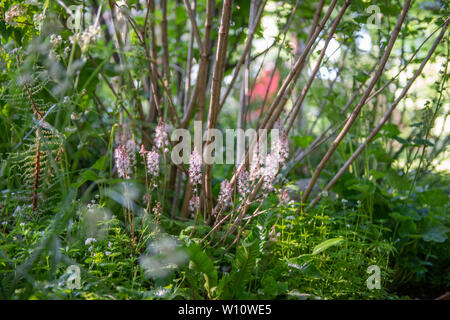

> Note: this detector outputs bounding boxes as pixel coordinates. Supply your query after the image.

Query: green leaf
[398,219,417,238]
[286,290,314,300]
[394,136,410,146]
[355,70,370,83]
[348,183,371,194]
[219,233,259,299]
[311,237,343,255]
[418,189,448,207]
[412,138,434,147]
[70,169,101,188]
[369,169,385,180]
[81,169,101,182]
[186,242,217,295]
[260,274,288,298]
[422,225,449,243]
[371,146,395,163]
[389,211,413,223]
[382,123,400,137]
[293,135,314,149]
[92,155,109,171]
[287,258,323,279]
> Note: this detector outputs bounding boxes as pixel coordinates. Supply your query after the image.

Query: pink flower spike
[189,147,202,186]
[154,121,169,149]
[273,132,289,164]
[189,195,200,213]
[126,139,137,167]
[237,168,250,200]
[114,144,130,178]
[147,149,160,177]
[217,179,232,211]
[262,152,279,191]
[249,145,261,182]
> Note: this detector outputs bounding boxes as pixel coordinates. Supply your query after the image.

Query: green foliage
[0,0,448,301]
[185,241,217,298]
[217,232,260,299]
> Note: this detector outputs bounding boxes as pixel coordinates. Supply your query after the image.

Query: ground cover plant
[0,0,449,300]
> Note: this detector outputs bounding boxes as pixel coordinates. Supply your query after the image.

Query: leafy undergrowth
[1,171,448,300]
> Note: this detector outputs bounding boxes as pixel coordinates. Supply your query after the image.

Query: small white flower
[85,237,97,246]
[154,288,168,297]
[50,50,61,62]
[13,205,22,217]
[116,0,128,7]
[50,34,63,47]
[64,46,71,58]
[105,251,112,256]
[75,25,102,52]
[5,5,24,26]
[70,112,81,121]
[33,12,45,28]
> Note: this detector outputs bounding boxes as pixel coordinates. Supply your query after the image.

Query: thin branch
[183,0,204,54]
[301,0,412,204]
[309,20,449,208]
[161,0,171,87]
[180,0,214,129]
[204,0,234,218]
[184,0,196,113]
[228,0,337,191]
[219,0,267,110]
[286,0,350,134]
[259,0,337,133]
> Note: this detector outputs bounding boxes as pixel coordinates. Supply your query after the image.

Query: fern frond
[5,67,64,216]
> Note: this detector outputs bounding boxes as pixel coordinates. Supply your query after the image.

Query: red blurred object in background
[247,67,280,122]
[250,68,280,103]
